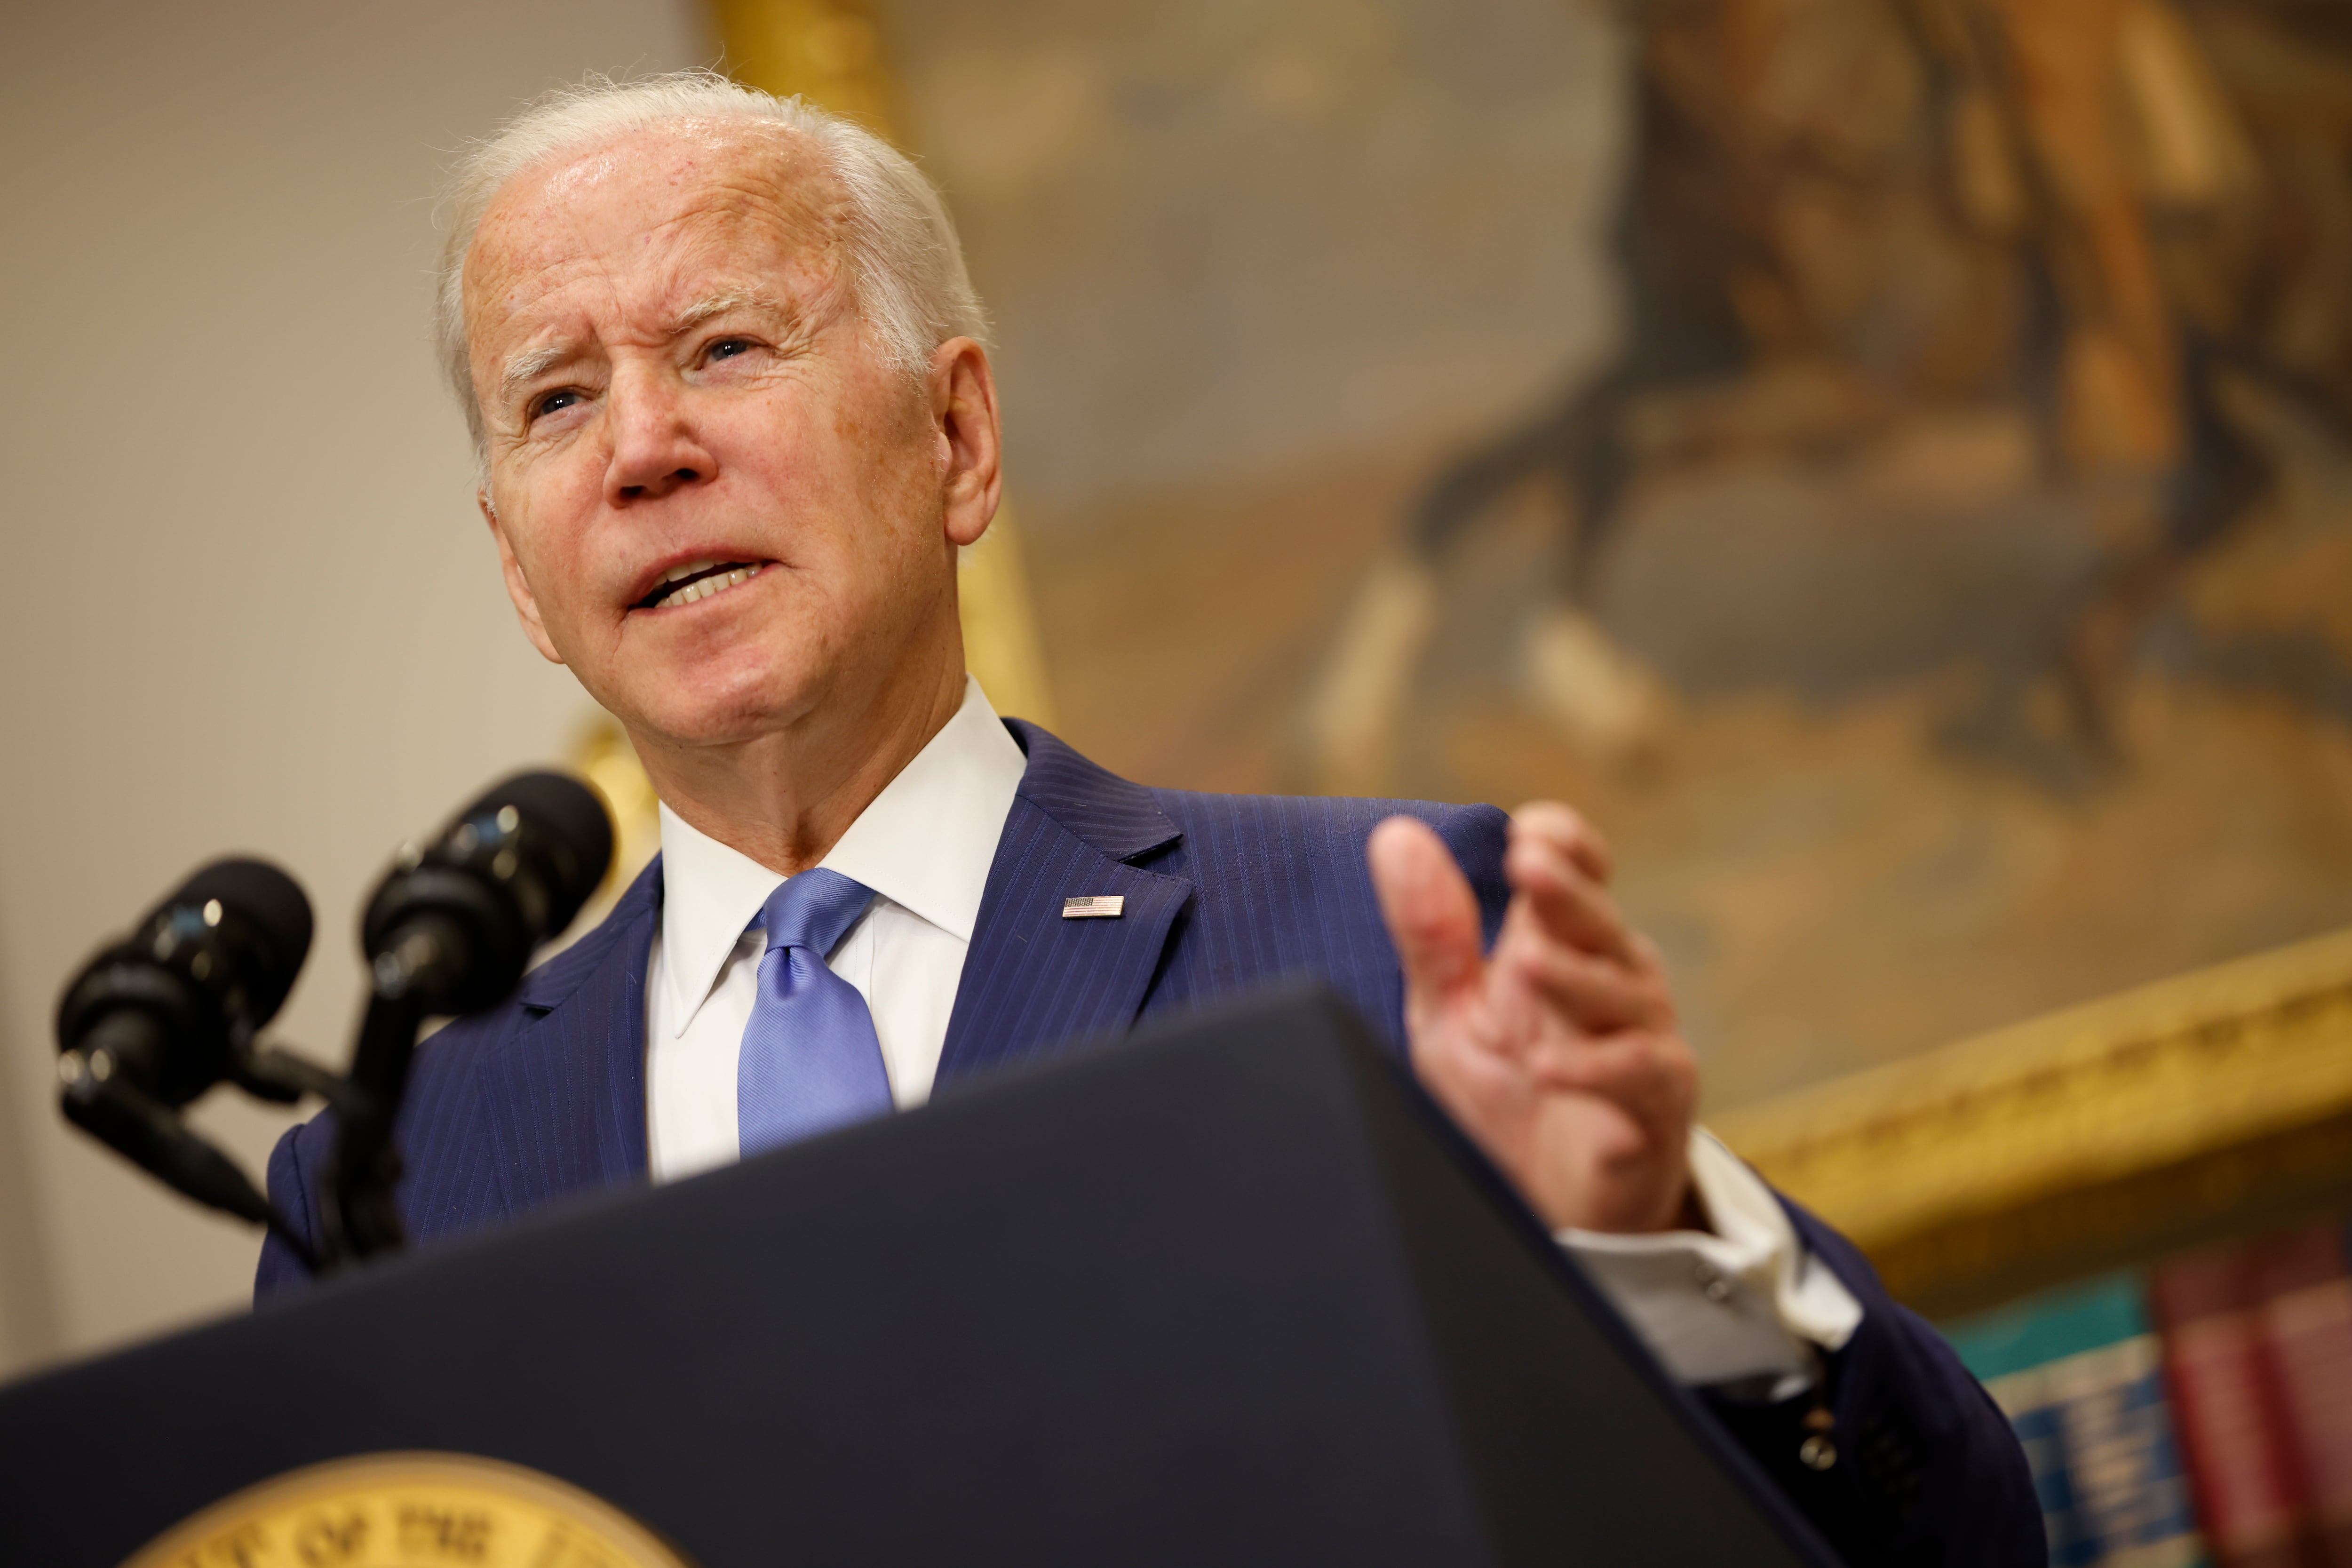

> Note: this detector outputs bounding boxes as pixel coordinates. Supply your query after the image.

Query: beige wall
[0,0,713,1382]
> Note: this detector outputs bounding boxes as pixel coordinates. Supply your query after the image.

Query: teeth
[650,561,761,609]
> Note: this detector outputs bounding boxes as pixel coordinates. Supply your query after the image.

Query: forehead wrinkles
[464,125,856,355]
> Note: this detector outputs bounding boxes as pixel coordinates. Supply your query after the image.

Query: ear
[479,489,566,666]
[930,337,1002,549]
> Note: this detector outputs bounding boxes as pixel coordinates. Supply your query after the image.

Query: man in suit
[258,74,2041,1566]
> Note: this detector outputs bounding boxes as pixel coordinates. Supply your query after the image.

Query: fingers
[1368,815,1486,1008]
[1504,823,1637,965]
[1499,923,1672,1031]
[1528,1032,1698,1131]
[1511,801,1612,884]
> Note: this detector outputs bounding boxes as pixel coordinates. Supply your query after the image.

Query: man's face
[466,121,968,748]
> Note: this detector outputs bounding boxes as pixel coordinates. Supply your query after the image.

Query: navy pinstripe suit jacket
[256,721,2040,1568]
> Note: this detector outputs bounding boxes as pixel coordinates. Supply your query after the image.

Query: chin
[620,656,832,751]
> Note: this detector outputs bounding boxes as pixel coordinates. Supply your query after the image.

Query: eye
[706,336,755,363]
[528,387,583,422]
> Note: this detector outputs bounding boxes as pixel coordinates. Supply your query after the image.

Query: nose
[603,365,717,506]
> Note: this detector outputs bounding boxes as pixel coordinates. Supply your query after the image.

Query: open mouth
[636,559,766,611]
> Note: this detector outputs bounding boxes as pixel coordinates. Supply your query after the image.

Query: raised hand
[1368,804,1699,1235]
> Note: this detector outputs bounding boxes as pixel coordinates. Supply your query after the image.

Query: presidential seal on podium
[119,1452,689,1568]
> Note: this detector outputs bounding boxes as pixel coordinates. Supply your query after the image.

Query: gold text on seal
[119,1451,691,1568]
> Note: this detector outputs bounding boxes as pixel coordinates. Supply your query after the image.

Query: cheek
[840,385,944,522]
[731,391,915,549]
[707,384,830,499]
[497,473,608,621]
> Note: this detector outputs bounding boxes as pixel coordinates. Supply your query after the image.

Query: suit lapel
[938,723,1192,1084]
[473,856,661,1214]
[465,723,1183,1201]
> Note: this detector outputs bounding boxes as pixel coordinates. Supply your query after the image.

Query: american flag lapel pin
[1062,894,1126,919]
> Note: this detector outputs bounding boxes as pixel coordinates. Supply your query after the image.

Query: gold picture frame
[1713,926,2352,1317]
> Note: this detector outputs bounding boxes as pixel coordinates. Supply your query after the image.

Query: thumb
[1368,815,1485,1009]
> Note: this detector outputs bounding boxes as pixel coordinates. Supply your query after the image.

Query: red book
[2249,1225,2352,1568]
[2153,1242,2311,1568]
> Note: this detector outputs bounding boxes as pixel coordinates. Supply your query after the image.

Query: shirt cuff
[1554,1127,1863,1395]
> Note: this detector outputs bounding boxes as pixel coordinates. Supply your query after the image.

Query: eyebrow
[666,289,790,334]
[497,343,570,409]
[493,291,795,409]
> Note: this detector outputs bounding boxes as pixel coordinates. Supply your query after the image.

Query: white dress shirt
[644,676,1861,1388]
[645,677,1027,1180]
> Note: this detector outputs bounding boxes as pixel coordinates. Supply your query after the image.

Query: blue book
[1944,1273,2207,1568]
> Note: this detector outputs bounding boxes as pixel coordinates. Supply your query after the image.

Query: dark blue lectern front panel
[0,987,1833,1567]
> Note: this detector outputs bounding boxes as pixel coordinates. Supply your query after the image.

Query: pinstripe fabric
[473,861,658,1210]
[256,725,1508,1295]
[939,723,1509,1084]
[1137,769,1509,1059]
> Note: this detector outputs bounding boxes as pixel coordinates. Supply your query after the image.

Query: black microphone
[328,771,613,1261]
[54,859,316,1230]
[358,770,615,1015]
[57,858,314,1106]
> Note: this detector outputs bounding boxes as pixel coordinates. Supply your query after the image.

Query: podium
[0,987,1836,1566]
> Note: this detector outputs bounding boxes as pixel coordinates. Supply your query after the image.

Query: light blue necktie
[736,868,890,1158]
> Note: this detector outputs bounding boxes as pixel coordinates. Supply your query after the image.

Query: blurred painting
[873,0,2352,1107]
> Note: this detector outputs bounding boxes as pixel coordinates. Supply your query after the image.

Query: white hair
[434,71,990,457]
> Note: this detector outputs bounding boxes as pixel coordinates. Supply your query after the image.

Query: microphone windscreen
[159,858,314,1025]
[471,771,615,934]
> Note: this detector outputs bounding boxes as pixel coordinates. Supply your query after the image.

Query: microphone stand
[320,914,469,1265]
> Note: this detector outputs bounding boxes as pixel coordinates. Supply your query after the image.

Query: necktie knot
[755,867,877,961]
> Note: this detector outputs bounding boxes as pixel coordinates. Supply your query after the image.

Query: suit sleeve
[1700,1202,2045,1568]
[254,1118,326,1301]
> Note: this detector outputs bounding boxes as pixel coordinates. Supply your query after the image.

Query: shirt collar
[657,676,1029,1037]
